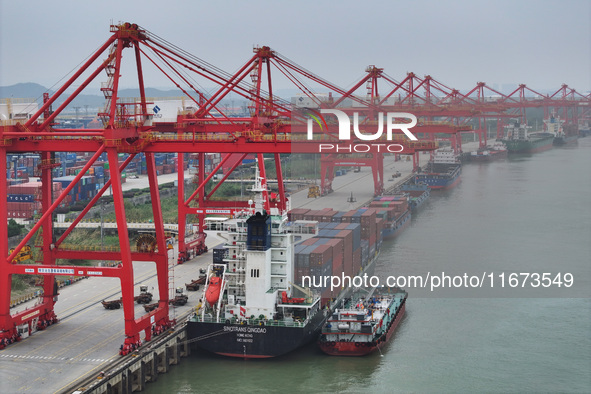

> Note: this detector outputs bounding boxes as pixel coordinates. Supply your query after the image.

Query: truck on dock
[102,299,122,310]
[134,286,153,304]
[170,288,188,306]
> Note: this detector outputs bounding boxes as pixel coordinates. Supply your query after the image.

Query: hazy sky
[1,0,589,95]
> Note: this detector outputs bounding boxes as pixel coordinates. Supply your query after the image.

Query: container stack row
[292,206,389,304]
[6,181,65,219]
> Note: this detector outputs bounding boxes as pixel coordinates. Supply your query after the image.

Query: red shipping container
[7,201,41,212]
[301,238,320,246]
[352,248,362,277]
[310,244,332,267]
[376,217,385,241]
[288,208,310,222]
[318,232,352,274]
[325,238,344,276]
[360,210,376,225]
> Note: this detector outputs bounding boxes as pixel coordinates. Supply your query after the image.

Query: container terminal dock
[0,136,564,393]
[1,22,589,393]
[2,141,481,393]
[0,149,422,393]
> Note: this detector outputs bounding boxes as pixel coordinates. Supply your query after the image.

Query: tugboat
[318,287,407,356]
[470,141,508,162]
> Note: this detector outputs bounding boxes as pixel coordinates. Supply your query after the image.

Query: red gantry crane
[0,23,426,353]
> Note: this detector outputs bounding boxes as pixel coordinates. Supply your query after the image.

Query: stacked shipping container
[290,199,413,303]
[5,152,195,216]
[6,181,65,219]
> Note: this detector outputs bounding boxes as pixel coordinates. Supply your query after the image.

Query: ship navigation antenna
[251,159,266,215]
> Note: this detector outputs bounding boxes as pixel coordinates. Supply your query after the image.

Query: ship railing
[193,314,307,328]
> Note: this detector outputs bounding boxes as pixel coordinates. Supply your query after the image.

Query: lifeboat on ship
[205,277,221,306]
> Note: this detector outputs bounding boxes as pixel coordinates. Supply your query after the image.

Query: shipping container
[288,208,310,222]
[352,248,362,276]
[331,211,345,223]
[310,244,332,267]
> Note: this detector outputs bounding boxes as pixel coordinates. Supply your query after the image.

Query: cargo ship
[369,196,411,238]
[501,122,554,153]
[414,148,462,190]
[546,115,578,146]
[470,141,508,162]
[318,287,407,356]
[187,172,382,358]
[399,181,430,212]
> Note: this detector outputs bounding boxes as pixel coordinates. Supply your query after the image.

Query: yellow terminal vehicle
[307,185,320,198]
[10,245,32,263]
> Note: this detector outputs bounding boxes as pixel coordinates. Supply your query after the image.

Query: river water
[146,138,591,393]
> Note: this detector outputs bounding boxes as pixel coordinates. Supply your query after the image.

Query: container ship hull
[187,311,326,358]
[381,209,411,239]
[370,195,413,238]
[189,252,379,358]
[400,183,430,212]
[415,164,461,190]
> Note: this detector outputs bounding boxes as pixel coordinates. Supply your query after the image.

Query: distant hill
[0,83,251,114]
[0,83,200,110]
[0,82,54,100]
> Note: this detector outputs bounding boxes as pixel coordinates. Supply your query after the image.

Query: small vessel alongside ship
[414,148,462,190]
[318,287,407,356]
[470,141,508,162]
[501,122,554,153]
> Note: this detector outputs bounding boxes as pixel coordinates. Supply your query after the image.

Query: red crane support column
[413,152,419,172]
[0,145,12,344]
[320,154,334,195]
[198,152,205,235]
[197,152,205,248]
[106,148,138,348]
[144,151,172,338]
[39,151,58,329]
[177,152,186,263]
[497,117,505,139]
[376,153,384,196]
